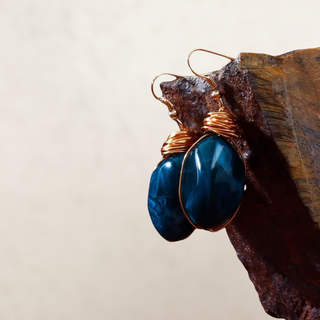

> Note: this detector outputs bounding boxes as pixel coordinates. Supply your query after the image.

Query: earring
[147,73,198,242]
[178,49,246,231]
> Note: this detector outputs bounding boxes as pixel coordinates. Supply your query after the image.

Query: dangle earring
[147,73,199,242]
[178,49,246,231]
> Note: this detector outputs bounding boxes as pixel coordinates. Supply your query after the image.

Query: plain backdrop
[0,0,318,319]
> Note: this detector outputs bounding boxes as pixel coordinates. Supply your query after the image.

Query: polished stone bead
[148,154,195,241]
[179,135,245,231]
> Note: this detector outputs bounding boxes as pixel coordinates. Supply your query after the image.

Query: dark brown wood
[161,48,320,320]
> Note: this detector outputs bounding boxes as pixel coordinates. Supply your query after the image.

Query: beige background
[0,0,318,319]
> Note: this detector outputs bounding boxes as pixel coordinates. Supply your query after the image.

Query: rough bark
[160,47,320,320]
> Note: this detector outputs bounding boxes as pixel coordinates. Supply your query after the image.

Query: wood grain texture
[161,47,320,320]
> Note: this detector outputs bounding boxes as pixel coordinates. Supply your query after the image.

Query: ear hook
[151,73,185,130]
[151,73,184,109]
[187,49,235,90]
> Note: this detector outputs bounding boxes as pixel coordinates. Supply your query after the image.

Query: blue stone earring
[147,73,198,242]
[178,49,246,232]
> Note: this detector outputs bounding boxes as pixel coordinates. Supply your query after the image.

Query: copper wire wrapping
[161,131,198,157]
[202,106,239,139]
[161,106,239,157]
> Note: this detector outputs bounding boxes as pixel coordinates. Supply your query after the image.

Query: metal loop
[187,49,235,90]
[151,73,186,131]
[151,73,184,104]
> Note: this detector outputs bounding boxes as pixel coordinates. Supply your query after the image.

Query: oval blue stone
[148,154,195,241]
[179,135,245,231]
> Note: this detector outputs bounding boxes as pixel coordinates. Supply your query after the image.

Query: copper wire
[187,49,239,140]
[202,106,239,139]
[161,131,199,157]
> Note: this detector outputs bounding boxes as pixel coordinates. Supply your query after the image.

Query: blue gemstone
[148,154,195,241]
[179,135,245,231]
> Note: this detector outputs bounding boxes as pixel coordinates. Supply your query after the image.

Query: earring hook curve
[151,73,186,130]
[187,49,235,90]
[151,73,184,103]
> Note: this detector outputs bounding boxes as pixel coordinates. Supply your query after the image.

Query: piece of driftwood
[160,47,320,320]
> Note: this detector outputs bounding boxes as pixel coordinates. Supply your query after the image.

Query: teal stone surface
[148,154,195,241]
[179,135,245,231]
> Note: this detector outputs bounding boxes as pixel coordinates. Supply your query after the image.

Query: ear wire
[187,49,239,139]
[151,73,199,157]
